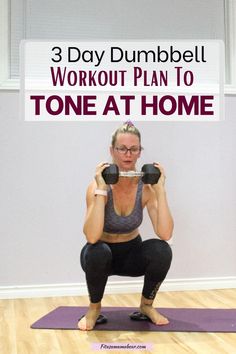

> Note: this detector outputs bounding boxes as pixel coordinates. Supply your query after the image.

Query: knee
[143,239,173,266]
[80,242,112,271]
[158,240,172,263]
[88,242,112,261]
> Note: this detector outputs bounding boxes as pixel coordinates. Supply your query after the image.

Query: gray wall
[0,92,236,286]
[1,0,235,287]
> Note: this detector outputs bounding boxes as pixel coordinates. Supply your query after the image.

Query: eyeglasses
[114,146,143,155]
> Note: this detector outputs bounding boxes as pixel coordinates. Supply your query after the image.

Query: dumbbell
[102,164,161,185]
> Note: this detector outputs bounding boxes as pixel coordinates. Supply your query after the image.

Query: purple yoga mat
[31,306,236,332]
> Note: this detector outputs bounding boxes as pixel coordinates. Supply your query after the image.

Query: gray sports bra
[103,180,143,234]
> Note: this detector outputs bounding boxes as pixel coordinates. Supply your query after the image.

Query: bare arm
[83,162,109,244]
[146,163,174,241]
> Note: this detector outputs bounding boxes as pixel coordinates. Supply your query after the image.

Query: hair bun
[124,120,134,127]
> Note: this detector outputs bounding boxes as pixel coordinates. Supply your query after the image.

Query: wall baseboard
[0,277,235,299]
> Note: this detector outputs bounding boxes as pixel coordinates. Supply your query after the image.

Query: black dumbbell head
[102,164,119,184]
[141,164,161,184]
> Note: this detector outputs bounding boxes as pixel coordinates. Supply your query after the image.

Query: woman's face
[110,133,141,171]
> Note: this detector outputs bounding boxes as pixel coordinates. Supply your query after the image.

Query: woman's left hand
[151,162,166,192]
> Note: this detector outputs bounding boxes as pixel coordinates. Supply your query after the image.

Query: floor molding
[0,277,236,299]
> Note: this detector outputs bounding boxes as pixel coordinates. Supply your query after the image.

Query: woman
[78,121,174,331]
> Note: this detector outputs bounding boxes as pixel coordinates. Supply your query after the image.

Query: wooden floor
[1,289,236,354]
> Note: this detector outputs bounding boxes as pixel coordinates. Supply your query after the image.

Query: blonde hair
[111,121,141,147]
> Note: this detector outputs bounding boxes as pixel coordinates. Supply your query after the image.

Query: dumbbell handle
[119,171,144,177]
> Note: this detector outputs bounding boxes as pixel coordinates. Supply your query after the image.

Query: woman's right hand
[94,162,110,189]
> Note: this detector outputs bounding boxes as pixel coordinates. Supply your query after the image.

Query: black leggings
[80,235,172,303]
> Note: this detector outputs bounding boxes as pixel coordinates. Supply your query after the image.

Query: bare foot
[78,305,101,331]
[139,304,169,325]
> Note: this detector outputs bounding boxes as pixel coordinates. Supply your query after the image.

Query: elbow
[159,232,173,241]
[156,229,172,241]
[86,239,98,245]
[83,226,102,244]
[156,223,174,241]
[84,233,99,244]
